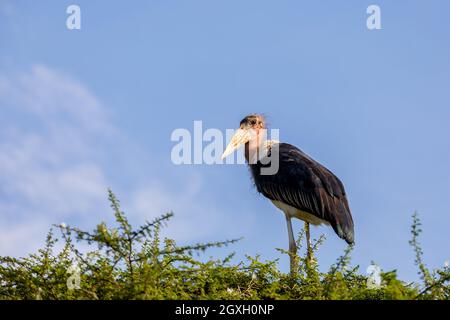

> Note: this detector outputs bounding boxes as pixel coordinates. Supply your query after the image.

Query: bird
[221,114,354,273]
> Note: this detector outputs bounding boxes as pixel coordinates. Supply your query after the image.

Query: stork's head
[221,114,266,161]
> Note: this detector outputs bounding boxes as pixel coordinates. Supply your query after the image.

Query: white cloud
[0,215,51,256]
[126,175,230,242]
[0,65,234,257]
[1,65,114,135]
[0,65,111,255]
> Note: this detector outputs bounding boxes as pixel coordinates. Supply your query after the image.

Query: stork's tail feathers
[332,199,355,245]
[338,224,355,245]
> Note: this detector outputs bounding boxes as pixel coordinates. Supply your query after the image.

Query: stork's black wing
[250,143,354,244]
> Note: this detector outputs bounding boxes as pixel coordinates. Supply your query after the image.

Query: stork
[221,114,354,273]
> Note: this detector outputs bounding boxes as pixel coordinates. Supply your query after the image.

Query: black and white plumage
[249,142,354,244]
[222,114,354,272]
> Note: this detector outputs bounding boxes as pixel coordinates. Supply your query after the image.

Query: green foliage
[0,190,448,300]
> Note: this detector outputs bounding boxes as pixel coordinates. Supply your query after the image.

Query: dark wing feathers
[250,143,354,244]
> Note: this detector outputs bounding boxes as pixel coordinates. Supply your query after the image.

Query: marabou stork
[222,114,354,272]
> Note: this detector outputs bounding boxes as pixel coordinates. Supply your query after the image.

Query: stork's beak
[221,128,254,159]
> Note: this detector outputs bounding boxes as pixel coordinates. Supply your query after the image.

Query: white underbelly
[271,200,329,226]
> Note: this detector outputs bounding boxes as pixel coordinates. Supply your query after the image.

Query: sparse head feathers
[240,114,266,129]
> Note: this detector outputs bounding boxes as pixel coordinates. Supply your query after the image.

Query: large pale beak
[221,128,253,159]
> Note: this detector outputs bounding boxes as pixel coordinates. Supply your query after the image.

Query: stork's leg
[305,222,312,266]
[285,214,297,275]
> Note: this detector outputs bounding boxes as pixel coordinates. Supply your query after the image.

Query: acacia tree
[0,190,448,300]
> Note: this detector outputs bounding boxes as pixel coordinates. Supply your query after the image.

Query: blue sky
[1,0,449,281]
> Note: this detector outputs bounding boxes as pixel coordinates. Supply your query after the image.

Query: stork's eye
[250,120,256,125]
